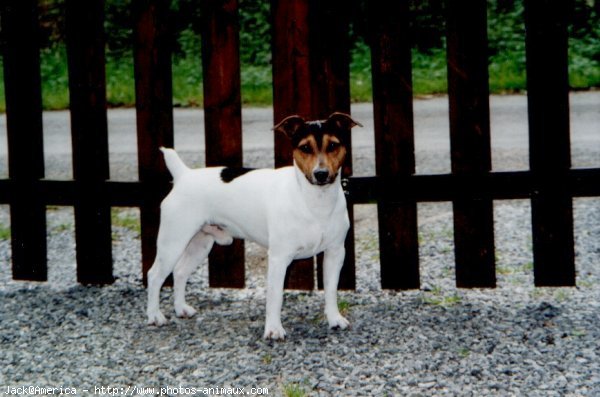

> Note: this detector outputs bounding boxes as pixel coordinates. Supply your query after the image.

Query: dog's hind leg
[147,254,176,326]
[173,231,214,318]
[147,204,203,326]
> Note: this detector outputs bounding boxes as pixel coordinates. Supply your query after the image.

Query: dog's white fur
[146,145,351,339]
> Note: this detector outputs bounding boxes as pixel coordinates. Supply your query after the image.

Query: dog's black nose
[314,170,329,184]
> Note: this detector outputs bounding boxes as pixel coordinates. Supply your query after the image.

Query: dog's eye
[299,144,313,154]
[326,141,340,152]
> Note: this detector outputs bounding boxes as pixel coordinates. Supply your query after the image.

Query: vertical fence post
[1,0,47,281]
[272,0,354,289]
[201,0,245,288]
[66,0,114,285]
[133,0,175,285]
[369,0,420,289]
[271,0,315,289]
[309,0,355,290]
[271,0,312,167]
[446,0,496,288]
[525,0,575,286]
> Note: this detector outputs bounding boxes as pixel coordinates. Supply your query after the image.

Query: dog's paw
[328,313,350,330]
[175,303,197,318]
[147,310,168,326]
[263,324,287,340]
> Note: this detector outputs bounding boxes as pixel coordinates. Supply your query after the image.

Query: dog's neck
[293,162,342,216]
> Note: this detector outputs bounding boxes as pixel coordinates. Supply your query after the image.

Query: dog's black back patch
[220,167,256,183]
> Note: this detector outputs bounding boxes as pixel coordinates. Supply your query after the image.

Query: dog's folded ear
[326,112,363,130]
[273,115,305,138]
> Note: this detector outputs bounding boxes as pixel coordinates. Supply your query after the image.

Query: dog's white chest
[291,213,347,259]
[294,226,326,258]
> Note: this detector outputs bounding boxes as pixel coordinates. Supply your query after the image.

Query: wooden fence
[1,0,599,289]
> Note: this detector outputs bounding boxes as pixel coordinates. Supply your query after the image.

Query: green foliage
[241,66,272,106]
[0,0,598,111]
[238,0,272,66]
[172,54,203,107]
[409,0,446,52]
[412,49,448,95]
[106,52,136,107]
[350,41,373,102]
[569,20,600,88]
[40,46,69,110]
[487,1,528,92]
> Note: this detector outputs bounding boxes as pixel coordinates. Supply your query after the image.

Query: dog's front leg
[263,252,292,340]
[323,245,350,330]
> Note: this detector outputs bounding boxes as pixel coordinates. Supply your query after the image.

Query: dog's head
[273,112,362,186]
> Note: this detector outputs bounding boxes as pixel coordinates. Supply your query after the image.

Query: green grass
[425,294,462,306]
[0,37,598,113]
[241,66,273,106]
[40,47,70,110]
[282,382,308,397]
[412,49,449,95]
[458,347,471,358]
[106,54,136,107]
[423,285,462,306]
[0,224,10,241]
[53,223,72,233]
[172,55,203,107]
[111,209,141,237]
[489,52,527,93]
[338,299,351,316]
[261,353,273,365]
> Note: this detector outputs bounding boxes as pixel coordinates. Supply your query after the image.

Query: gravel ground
[1,95,600,396]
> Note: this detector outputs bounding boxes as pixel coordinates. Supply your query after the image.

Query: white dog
[146,112,361,339]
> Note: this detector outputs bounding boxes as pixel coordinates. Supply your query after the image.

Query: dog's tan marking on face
[293,135,319,180]
[293,133,347,184]
[320,134,346,178]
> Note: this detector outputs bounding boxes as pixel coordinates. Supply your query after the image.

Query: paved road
[0,92,598,180]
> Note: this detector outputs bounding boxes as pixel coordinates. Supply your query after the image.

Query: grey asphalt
[0,92,598,180]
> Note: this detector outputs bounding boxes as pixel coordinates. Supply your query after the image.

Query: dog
[146,112,361,339]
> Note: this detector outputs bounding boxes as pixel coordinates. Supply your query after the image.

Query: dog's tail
[160,147,189,182]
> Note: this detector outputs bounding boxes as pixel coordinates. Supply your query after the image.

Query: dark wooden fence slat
[1,0,47,281]
[132,0,175,285]
[66,0,114,285]
[309,0,355,290]
[446,0,496,288]
[271,0,315,290]
[307,0,352,123]
[525,0,575,286]
[272,0,354,290]
[201,0,245,288]
[369,0,420,290]
[271,0,312,167]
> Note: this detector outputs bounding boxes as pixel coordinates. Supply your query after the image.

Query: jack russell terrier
[146,112,361,339]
